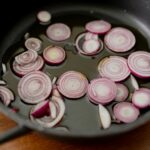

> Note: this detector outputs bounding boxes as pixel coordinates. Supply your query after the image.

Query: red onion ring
[37,10,51,24]
[43,46,66,64]
[98,56,130,82]
[128,51,150,78]
[113,102,140,123]
[75,32,103,56]
[85,32,99,40]
[85,20,111,34]
[88,78,117,104]
[25,37,42,51]
[115,83,129,102]
[132,88,150,108]
[15,50,38,65]
[18,71,52,104]
[30,96,65,128]
[57,71,88,99]
[0,86,14,106]
[104,27,136,52]
[13,56,44,77]
[46,23,71,41]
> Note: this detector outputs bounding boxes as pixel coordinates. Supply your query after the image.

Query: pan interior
[1,5,150,136]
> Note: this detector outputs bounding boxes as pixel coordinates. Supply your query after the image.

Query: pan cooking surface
[1,6,150,136]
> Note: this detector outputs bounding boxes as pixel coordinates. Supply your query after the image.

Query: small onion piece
[128,51,150,78]
[130,75,139,90]
[113,102,140,123]
[37,10,51,25]
[104,27,136,52]
[0,86,14,106]
[98,56,130,82]
[99,104,111,129]
[46,23,71,41]
[25,37,42,51]
[0,80,6,85]
[13,56,44,77]
[85,32,99,40]
[43,46,66,64]
[85,20,111,34]
[18,71,52,104]
[15,50,38,65]
[132,88,150,109]
[2,63,7,74]
[31,100,50,118]
[88,78,117,104]
[75,33,103,56]
[49,101,57,119]
[30,96,65,128]
[57,71,88,99]
[115,83,129,102]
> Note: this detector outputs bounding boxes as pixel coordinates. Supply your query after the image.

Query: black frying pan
[0,0,150,143]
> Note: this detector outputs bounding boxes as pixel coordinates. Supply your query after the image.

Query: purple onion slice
[57,71,88,99]
[37,10,51,24]
[85,20,111,34]
[128,51,150,78]
[43,46,66,64]
[88,78,117,105]
[18,71,52,104]
[98,56,130,82]
[113,102,140,123]
[46,23,71,41]
[104,27,136,52]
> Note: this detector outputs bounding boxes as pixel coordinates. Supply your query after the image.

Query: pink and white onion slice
[85,20,111,34]
[128,51,150,78]
[13,56,44,77]
[25,37,42,51]
[37,10,51,24]
[18,71,52,104]
[113,102,139,123]
[75,32,103,56]
[132,88,150,109]
[130,75,139,90]
[15,50,38,65]
[98,104,111,129]
[104,27,136,52]
[115,83,129,102]
[98,56,130,82]
[43,46,66,64]
[46,23,71,41]
[49,101,57,119]
[0,86,14,106]
[88,78,117,104]
[30,96,65,128]
[85,32,99,40]
[57,71,88,99]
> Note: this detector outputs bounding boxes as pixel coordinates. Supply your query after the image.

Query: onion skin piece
[99,104,111,129]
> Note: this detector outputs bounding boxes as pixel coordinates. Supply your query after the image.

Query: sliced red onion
[98,56,130,82]
[113,102,140,123]
[104,27,136,52]
[130,75,139,90]
[43,46,66,64]
[98,104,111,129]
[57,71,88,99]
[132,88,150,108]
[82,39,100,54]
[85,32,99,40]
[46,23,71,41]
[75,33,103,56]
[49,101,57,119]
[15,50,38,65]
[0,80,6,85]
[128,51,150,78]
[31,100,50,118]
[37,10,51,24]
[13,56,44,77]
[25,37,42,51]
[18,71,52,104]
[0,86,14,106]
[115,83,129,102]
[85,20,111,34]
[2,63,7,74]
[30,96,65,128]
[52,86,62,98]
[88,78,117,104]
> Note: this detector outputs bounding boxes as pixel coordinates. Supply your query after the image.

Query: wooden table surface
[0,112,150,150]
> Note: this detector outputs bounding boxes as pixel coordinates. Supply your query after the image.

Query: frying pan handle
[0,125,29,143]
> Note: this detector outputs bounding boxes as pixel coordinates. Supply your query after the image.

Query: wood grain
[0,112,150,150]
